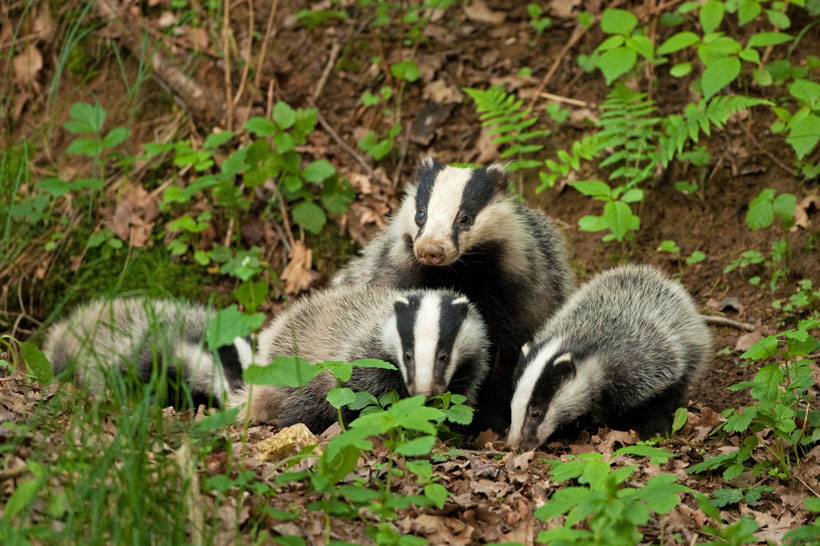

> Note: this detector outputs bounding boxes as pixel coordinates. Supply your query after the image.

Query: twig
[266,79,275,118]
[272,185,296,250]
[539,92,591,108]
[639,0,688,21]
[269,217,291,255]
[741,122,795,176]
[254,0,280,89]
[312,41,342,102]
[224,217,235,248]
[795,473,820,498]
[703,315,755,332]
[307,98,385,184]
[222,0,233,130]
[0,465,28,479]
[232,0,254,111]
[392,121,412,188]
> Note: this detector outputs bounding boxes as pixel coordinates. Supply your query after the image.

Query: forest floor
[2,0,819,544]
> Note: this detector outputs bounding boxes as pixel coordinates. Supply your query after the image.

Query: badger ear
[552,352,575,377]
[520,342,532,358]
[486,162,511,191]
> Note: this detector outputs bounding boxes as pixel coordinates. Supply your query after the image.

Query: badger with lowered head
[42,297,253,408]
[332,158,574,429]
[507,265,713,451]
[229,285,490,433]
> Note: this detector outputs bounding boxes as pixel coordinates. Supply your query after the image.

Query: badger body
[229,286,490,433]
[507,265,713,450]
[332,159,574,429]
[42,297,253,407]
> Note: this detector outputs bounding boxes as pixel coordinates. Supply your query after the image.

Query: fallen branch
[94,0,224,124]
[312,41,342,102]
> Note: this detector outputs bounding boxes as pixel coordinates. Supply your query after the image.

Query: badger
[228,286,491,433]
[42,297,253,408]
[331,158,574,430]
[507,264,713,451]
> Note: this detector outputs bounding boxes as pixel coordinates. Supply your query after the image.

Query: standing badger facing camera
[507,265,712,451]
[332,158,574,430]
[42,297,253,407]
[228,286,490,433]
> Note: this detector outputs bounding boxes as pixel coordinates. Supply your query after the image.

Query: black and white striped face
[508,338,599,450]
[381,291,489,400]
[405,158,509,267]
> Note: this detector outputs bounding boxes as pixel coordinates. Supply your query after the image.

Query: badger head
[402,158,514,267]
[507,338,595,451]
[381,291,490,402]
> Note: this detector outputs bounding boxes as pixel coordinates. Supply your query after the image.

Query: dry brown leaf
[791,194,819,231]
[13,43,43,87]
[734,331,762,353]
[109,183,159,247]
[423,79,465,104]
[597,429,639,456]
[463,0,506,24]
[280,240,320,294]
[157,11,178,28]
[474,126,500,164]
[550,0,582,18]
[252,423,320,463]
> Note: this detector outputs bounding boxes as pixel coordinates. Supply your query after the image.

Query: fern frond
[463,86,550,172]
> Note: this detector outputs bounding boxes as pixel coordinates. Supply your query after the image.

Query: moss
[306,222,358,282]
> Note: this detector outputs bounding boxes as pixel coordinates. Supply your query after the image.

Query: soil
[4,0,820,544]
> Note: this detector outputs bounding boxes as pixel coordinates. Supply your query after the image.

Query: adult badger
[507,265,713,451]
[42,297,253,407]
[332,158,574,430]
[228,286,490,433]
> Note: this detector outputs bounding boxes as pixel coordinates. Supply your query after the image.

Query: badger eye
[415,209,426,226]
[404,350,413,362]
[437,352,449,364]
[530,409,542,420]
[457,213,472,227]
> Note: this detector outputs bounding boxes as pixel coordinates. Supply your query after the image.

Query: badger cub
[229,286,490,433]
[333,158,574,429]
[507,265,712,451]
[42,297,253,407]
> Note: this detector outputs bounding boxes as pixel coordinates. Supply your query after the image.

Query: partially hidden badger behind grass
[507,264,713,451]
[42,297,253,408]
[332,158,574,430]
[228,286,491,434]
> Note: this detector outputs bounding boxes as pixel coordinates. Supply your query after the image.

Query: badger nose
[416,242,445,265]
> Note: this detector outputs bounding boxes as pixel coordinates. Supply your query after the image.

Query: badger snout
[415,241,446,265]
[408,383,445,397]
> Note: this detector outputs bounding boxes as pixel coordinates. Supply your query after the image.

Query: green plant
[527,4,551,38]
[773,279,820,323]
[533,448,686,545]
[689,319,820,480]
[700,517,759,546]
[462,86,550,173]
[783,497,820,545]
[710,485,773,507]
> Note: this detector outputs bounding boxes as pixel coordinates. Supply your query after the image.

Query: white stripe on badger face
[507,337,563,447]
[411,292,443,396]
[233,336,254,368]
[179,342,225,399]
[416,167,473,263]
[535,355,603,444]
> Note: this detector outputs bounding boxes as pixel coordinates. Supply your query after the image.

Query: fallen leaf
[718,296,744,313]
[791,194,819,231]
[474,126,500,164]
[280,240,321,295]
[550,0,582,18]
[735,331,762,353]
[158,11,178,28]
[109,183,159,247]
[463,0,506,24]
[410,101,453,146]
[13,43,43,87]
[423,79,465,104]
[252,423,320,463]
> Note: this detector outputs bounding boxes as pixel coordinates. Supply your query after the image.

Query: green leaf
[245,116,277,137]
[275,536,306,546]
[101,127,131,149]
[598,47,637,84]
[699,0,724,34]
[569,180,611,197]
[766,9,790,29]
[626,35,654,59]
[321,177,355,214]
[244,356,323,387]
[424,483,449,509]
[672,407,689,432]
[789,79,820,108]
[601,9,637,35]
[686,250,706,264]
[204,130,235,149]
[361,91,379,106]
[194,408,241,432]
[787,111,820,159]
[302,159,336,183]
[670,62,693,77]
[658,240,680,253]
[66,137,100,157]
[273,102,297,129]
[3,479,40,518]
[737,0,762,26]
[657,31,700,54]
[701,56,740,100]
[748,32,793,48]
[292,200,327,234]
[20,342,53,386]
[604,200,635,240]
[614,444,677,465]
[327,387,356,409]
[578,214,608,232]
[445,404,474,425]
[773,193,796,223]
[274,132,294,154]
[621,189,644,203]
[351,358,396,370]
[638,474,686,514]
[35,177,69,198]
[206,305,265,353]
[67,102,105,133]
[390,60,420,82]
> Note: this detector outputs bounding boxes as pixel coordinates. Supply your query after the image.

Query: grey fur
[332,159,574,429]
[228,286,490,433]
[42,297,253,406]
[508,264,712,450]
